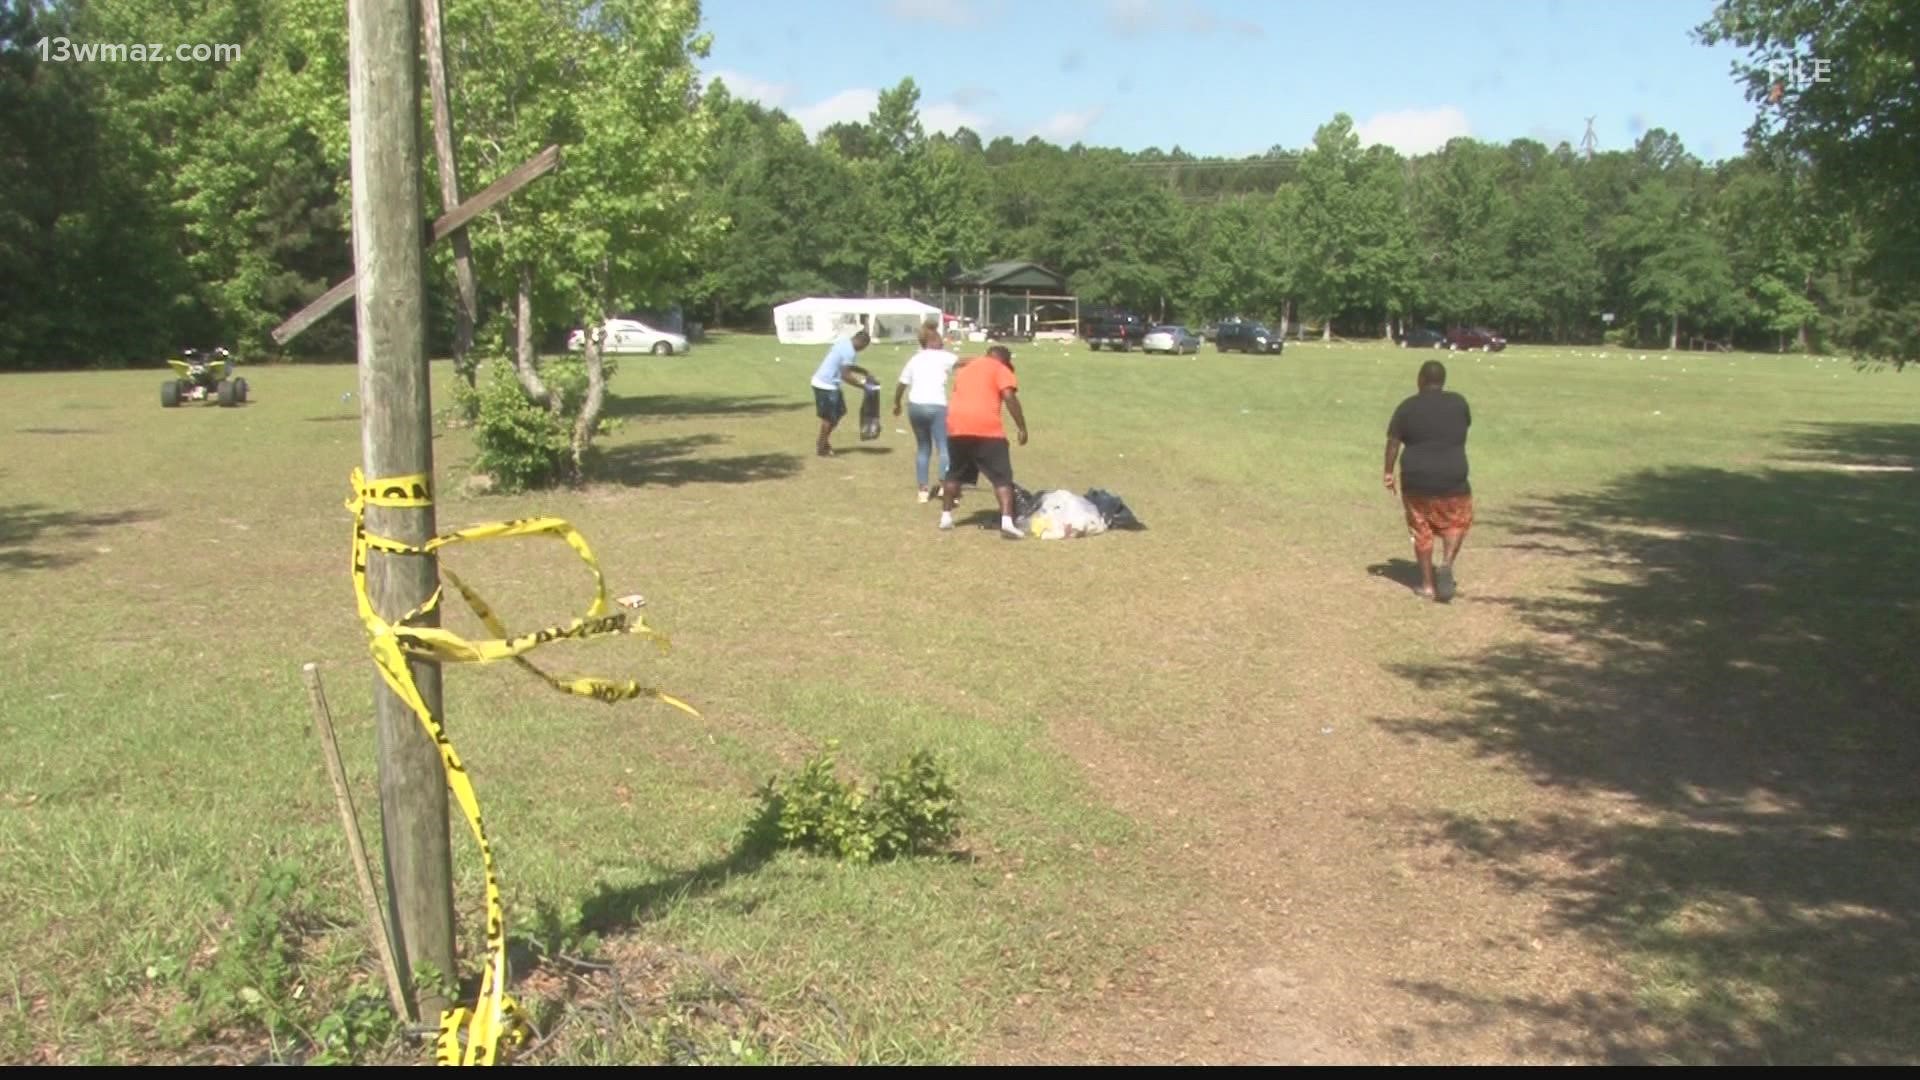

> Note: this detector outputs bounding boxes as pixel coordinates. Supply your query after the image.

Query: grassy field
[2,333,1917,1064]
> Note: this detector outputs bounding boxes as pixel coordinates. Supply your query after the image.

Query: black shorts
[813,386,846,423]
[945,435,1013,488]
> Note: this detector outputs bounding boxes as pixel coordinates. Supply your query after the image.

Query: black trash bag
[859,379,881,440]
[1084,488,1144,529]
[1012,484,1044,519]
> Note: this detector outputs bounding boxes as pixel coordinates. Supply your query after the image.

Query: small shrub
[472,360,570,492]
[175,861,305,1044]
[467,356,625,490]
[748,743,961,864]
[308,982,399,1065]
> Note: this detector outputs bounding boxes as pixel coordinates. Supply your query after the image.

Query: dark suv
[1446,326,1506,352]
[1213,320,1284,354]
[1083,311,1147,352]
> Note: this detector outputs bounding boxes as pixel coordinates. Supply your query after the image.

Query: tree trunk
[1797,272,1812,352]
[1321,317,1332,343]
[511,264,550,404]
[570,330,608,480]
[1384,315,1394,341]
[1669,312,1679,351]
[420,0,477,387]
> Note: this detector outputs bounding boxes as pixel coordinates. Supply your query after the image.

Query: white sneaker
[917,489,930,504]
[939,512,954,530]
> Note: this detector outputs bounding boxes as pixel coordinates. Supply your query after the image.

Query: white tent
[772,296,943,346]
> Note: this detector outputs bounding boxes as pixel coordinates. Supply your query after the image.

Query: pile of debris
[1011,486,1145,540]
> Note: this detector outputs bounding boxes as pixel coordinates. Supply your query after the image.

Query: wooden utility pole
[420,0,478,375]
[348,0,454,1018]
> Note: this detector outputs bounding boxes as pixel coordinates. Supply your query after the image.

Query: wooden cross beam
[271,143,561,346]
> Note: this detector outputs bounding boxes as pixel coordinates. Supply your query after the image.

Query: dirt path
[987,541,1655,1065]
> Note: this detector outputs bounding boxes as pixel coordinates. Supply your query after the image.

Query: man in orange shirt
[939,345,1029,539]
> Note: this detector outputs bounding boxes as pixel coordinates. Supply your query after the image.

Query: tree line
[3,0,1913,372]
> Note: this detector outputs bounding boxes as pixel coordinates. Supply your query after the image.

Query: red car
[1446,326,1506,352]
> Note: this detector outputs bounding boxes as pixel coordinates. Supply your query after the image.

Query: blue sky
[698,0,1761,161]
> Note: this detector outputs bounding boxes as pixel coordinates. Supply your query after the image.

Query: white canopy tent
[772,296,943,346]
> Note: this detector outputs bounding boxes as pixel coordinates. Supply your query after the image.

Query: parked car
[1142,325,1201,355]
[567,317,690,356]
[1446,326,1506,352]
[1082,311,1148,352]
[1397,326,1447,349]
[1213,319,1284,354]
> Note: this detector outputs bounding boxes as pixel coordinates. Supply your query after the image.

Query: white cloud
[791,88,881,137]
[950,84,995,108]
[883,0,982,26]
[1108,0,1158,35]
[1355,107,1472,156]
[779,86,995,139]
[921,101,992,135]
[705,68,791,106]
[1031,106,1106,143]
[1107,0,1264,39]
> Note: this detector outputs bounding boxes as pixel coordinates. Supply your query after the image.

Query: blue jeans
[907,403,949,488]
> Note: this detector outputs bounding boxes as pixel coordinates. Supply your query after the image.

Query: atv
[162,347,249,407]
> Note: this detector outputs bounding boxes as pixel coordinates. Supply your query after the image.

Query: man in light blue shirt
[809,329,872,456]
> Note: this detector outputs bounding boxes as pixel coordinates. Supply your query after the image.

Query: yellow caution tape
[346,468,697,1065]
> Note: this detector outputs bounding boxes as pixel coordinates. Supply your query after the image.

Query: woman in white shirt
[893,325,960,503]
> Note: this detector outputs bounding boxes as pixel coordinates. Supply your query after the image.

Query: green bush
[466,355,625,491]
[748,743,961,864]
[472,360,570,492]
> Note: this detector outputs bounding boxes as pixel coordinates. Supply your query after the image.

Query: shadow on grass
[603,393,810,421]
[1,503,159,572]
[574,834,780,940]
[1779,421,1920,470]
[1367,558,1424,591]
[1376,421,1920,1063]
[591,434,803,488]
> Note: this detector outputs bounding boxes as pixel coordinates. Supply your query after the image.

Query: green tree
[862,78,990,291]
[1036,155,1184,316]
[1697,0,1920,361]
[1187,195,1289,323]
[1609,175,1739,348]
[46,0,346,359]
[1696,0,1920,364]
[689,84,866,325]
[1713,155,1824,350]
[1506,145,1599,342]
[1413,138,1516,328]
[1,1,202,367]
[276,0,717,473]
[1294,116,1416,338]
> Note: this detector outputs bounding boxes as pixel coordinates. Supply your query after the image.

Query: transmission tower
[1579,116,1598,159]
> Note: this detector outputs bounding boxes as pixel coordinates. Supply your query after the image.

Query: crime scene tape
[346,468,698,1065]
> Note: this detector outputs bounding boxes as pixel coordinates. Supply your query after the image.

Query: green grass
[2,334,1917,1063]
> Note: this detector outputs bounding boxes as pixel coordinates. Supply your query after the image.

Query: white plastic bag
[1030,490,1106,539]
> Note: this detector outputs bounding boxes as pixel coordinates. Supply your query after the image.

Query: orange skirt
[1403,493,1474,553]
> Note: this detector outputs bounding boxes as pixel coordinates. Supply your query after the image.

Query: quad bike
[161,347,249,407]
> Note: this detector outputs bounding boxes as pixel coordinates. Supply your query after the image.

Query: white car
[567,318,689,356]
[1141,325,1200,355]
